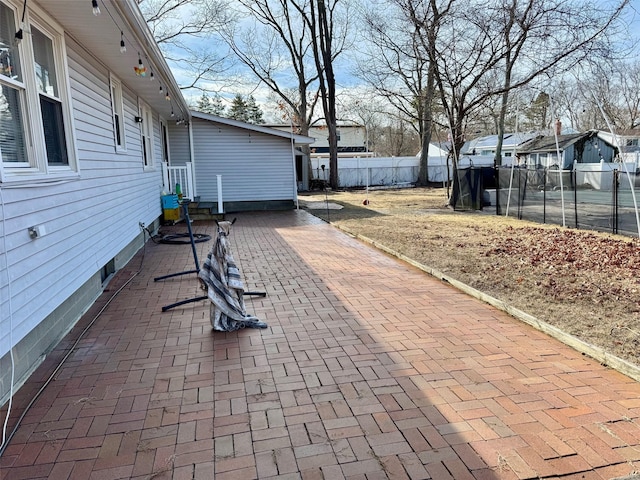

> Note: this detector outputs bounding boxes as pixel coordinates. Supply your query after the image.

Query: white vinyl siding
[191,118,294,203]
[0,35,166,359]
[168,121,191,166]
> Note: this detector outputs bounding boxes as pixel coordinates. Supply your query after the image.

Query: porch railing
[162,162,196,201]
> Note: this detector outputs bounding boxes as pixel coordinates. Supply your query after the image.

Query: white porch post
[185,162,195,200]
[217,175,224,214]
[162,162,170,193]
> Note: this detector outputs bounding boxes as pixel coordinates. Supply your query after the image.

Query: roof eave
[118,0,190,120]
[191,111,315,144]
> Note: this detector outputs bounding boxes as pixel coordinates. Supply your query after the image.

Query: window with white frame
[0,0,76,180]
[159,118,169,165]
[110,74,125,151]
[139,102,153,169]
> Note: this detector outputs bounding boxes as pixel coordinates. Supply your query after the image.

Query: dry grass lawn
[300,187,640,370]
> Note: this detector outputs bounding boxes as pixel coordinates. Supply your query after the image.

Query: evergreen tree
[210,95,226,116]
[195,92,214,114]
[246,95,265,124]
[523,92,550,132]
[195,92,227,116]
[228,94,248,122]
[227,94,265,124]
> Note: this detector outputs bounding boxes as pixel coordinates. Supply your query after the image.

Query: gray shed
[171,112,314,212]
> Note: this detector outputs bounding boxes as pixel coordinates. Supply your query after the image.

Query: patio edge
[334,224,640,384]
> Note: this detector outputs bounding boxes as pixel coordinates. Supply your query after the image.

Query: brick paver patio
[1,209,640,479]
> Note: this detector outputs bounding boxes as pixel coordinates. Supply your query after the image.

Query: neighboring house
[308,123,368,155]
[0,0,191,404]
[517,131,618,169]
[598,129,640,169]
[415,143,450,160]
[598,129,640,153]
[463,132,539,159]
[269,122,369,157]
[176,112,315,209]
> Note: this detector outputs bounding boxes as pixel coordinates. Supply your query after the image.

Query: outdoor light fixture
[134,53,146,76]
[119,31,126,53]
[15,0,26,42]
[91,0,101,15]
[134,116,143,123]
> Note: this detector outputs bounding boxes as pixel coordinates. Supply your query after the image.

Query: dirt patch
[300,187,640,368]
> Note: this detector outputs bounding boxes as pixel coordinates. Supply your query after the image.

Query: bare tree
[220,1,350,189]
[140,0,234,91]
[588,60,640,131]
[220,1,320,139]
[548,59,640,136]
[300,0,346,188]
[367,0,628,166]
[356,0,451,184]
[337,90,389,152]
[375,120,421,156]
[490,0,629,166]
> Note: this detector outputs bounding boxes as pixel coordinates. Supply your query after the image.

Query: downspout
[290,129,299,209]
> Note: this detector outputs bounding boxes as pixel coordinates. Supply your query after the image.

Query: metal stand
[155,200,208,311]
[154,200,201,282]
[156,200,265,312]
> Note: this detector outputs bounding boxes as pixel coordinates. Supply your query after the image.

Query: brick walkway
[1,210,640,480]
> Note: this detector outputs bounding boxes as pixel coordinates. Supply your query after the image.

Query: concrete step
[187,201,225,221]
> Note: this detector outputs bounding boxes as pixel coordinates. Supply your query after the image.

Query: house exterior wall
[168,122,192,167]
[578,138,615,163]
[564,138,616,168]
[565,145,576,168]
[0,34,167,402]
[191,118,296,208]
[521,137,616,170]
[521,152,561,168]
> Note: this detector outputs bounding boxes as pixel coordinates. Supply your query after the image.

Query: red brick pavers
[2,209,640,480]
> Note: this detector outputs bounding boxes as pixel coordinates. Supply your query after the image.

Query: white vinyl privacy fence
[310,156,452,188]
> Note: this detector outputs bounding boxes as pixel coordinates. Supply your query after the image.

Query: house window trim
[109,73,126,153]
[159,116,170,166]
[139,100,154,171]
[0,0,78,183]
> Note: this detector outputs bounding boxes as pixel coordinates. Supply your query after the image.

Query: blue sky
[162,0,640,123]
